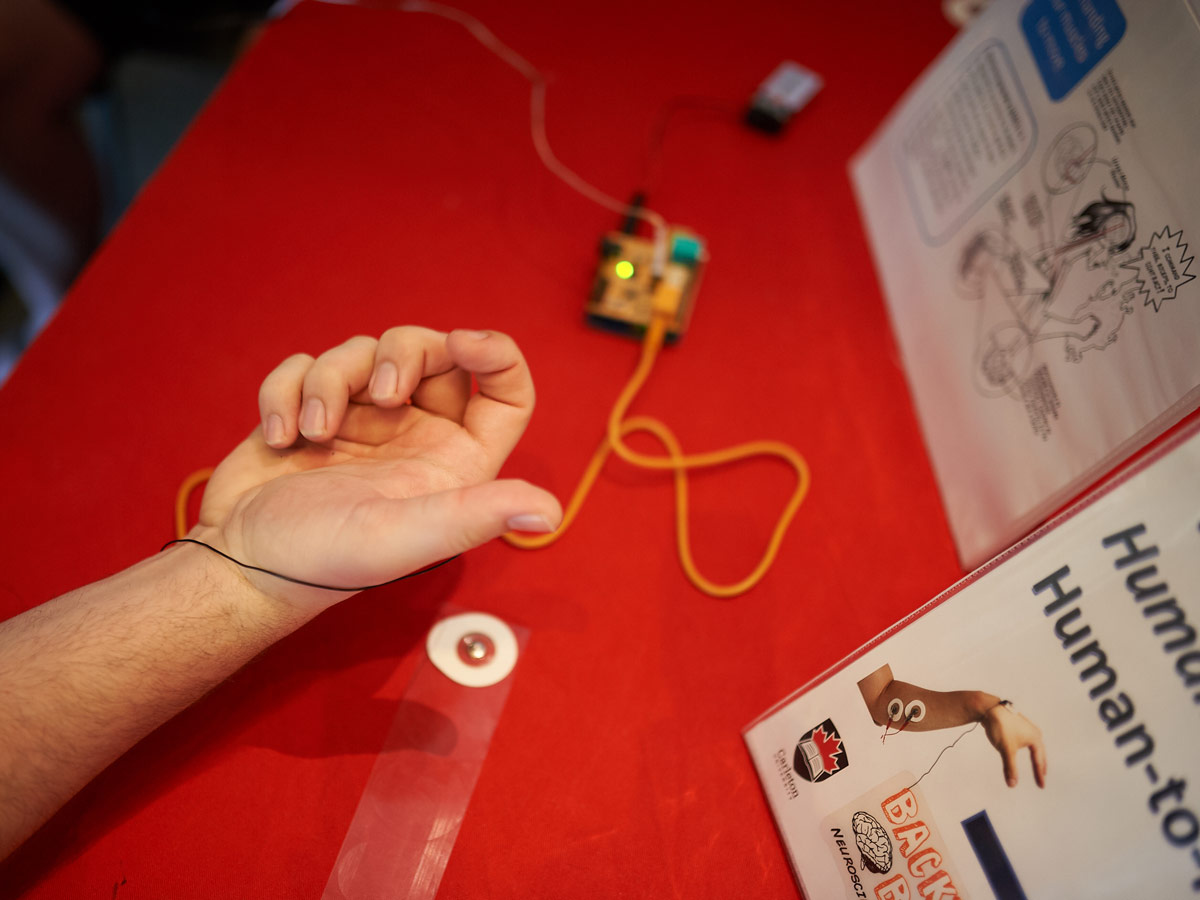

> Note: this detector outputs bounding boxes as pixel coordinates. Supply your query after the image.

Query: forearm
[0,544,314,859]
[867,680,1000,731]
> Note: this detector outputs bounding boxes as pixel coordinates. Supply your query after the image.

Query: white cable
[397,0,671,274]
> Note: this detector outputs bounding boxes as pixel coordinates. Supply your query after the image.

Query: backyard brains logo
[793,718,849,783]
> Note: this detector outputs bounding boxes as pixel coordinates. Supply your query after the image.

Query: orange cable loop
[503,314,810,598]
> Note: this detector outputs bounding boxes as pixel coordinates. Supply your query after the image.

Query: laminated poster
[852,0,1200,567]
[744,421,1200,898]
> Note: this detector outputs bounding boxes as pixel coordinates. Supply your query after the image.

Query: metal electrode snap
[426,612,519,687]
[457,632,495,666]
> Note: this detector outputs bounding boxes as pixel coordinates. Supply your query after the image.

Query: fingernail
[265,413,285,446]
[507,514,554,533]
[301,397,326,437]
[372,361,399,399]
[464,329,491,340]
[1007,776,1016,787]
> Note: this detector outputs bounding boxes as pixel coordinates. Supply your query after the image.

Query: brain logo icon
[852,810,893,874]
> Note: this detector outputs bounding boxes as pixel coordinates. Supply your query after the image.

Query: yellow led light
[614,260,635,280]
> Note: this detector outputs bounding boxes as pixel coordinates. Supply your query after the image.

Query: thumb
[384,479,562,568]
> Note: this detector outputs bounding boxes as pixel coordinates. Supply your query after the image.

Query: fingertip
[264,413,289,448]
[445,329,497,371]
[298,336,380,440]
[373,327,457,409]
[446,328,513,369]
[369,360,402,405]
[506,513,555,534]
[1002,755,1017,788]
[513,479,563,530]
[457,478,562,548]
[258,351,313,448]
[299,396,328,441]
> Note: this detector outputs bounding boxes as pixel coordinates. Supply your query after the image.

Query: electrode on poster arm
[881,697,926,744]
[903,699,927,723]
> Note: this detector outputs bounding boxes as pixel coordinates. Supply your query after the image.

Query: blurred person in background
[0,0,270,380]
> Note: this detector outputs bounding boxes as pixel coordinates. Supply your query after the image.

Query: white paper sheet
[852,0,1200,567]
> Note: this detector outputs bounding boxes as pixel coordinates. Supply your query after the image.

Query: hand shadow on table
[0,560,462,894]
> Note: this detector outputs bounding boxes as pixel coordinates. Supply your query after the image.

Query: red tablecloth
[0,2,966,896]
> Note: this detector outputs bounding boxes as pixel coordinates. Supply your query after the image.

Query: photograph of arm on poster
[856,664,1047,790]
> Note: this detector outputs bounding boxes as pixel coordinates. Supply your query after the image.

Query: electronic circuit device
[586,228,706,343]
[745,61,823,133]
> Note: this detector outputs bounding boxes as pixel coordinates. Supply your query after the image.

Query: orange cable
[175,467,214,539]
[504,313,810,598]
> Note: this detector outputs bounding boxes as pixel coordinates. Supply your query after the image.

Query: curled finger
[259,352,316,448]
[446,328,535,471]
[369,326,457,408]
[299,335,379,442]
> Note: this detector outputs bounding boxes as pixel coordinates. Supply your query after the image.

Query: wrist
[170,526,318,634]
[970,691,1005,722]
[179,524,351,620]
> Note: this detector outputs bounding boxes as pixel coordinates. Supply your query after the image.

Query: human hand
[981,702,1047,788]
[191,327,562,613]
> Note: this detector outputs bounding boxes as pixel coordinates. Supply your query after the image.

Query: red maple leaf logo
[810,724,844,775]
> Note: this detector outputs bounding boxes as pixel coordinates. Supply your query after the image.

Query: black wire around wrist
[161,538,458,592]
